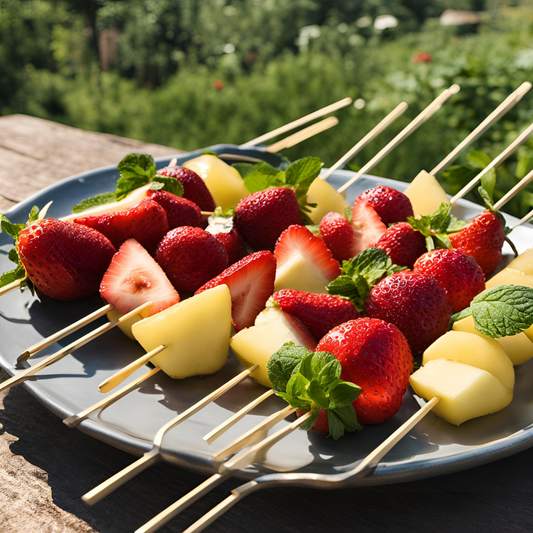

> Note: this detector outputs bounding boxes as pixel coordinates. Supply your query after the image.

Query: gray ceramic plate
[1,144,533,488]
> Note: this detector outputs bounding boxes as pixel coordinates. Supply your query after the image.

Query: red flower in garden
[412,52,432,63]
[214,80,224,91]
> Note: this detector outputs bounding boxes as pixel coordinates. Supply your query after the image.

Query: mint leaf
[329,381,361,408]
[243,162,285,194]
[267,344,363,438]
[116,175,151,200]
[327,410,345,440]
[285,157,322,188]
[233,163,256,179]
[407,202,467,251]
[327,247,406,311]
[72,192,117,213]
[151,175,184,197]
[344,205,353,224]
[200,150,218,157]
[305,224,320,234]
[470,284,533,338]
[467,151,496,199]
[267,343,313,392]
[28,206,40,224]
[213,206,236,218]
[117,153,156,180]
[1,215,26,240]
[300,407,320,430]
[450,307,472,327]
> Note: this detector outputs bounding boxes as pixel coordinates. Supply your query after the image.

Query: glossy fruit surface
[357,186,414,225]
[146,189,202,229]
[375,222,426,268]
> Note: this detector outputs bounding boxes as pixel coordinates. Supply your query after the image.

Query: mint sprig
[326,247,406,311]
[72,153,184,213]
[450,284,533,338]
[442,150,496,198]
[235,157,322,225]
[407,202,467,252]
[0,207,42,293]
[267,343,362,439]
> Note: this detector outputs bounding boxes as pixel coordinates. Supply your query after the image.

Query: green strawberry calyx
[72,153,184,213]
[267,342,362,440]
[407,202,467,252]
[326,247,407,312]
[0,203,51,293]
[234,156,322,225]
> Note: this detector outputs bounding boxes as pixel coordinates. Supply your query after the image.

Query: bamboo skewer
[0,302,152,394]
[168,157,178,167]
[63,367,161,428]
[203,389,276,444]
[18,303,114,364]
[511,209,533,231]
[337,85,460,194]
[431,82,532,176]
[182,397,440,533]
[135,410,313,533]
[242,97,352,147]
[493,167,533,211]
[82,365,259,506]
[0,277,24,297]
[321,102,409,181]
[265,116,339,153]
[98,344,168,393]
[450,122,533,204]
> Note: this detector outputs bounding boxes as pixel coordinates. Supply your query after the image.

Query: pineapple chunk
[507,248,533,275]
[183,154,249,210]
[107,308,143,341]
[409,359,513,426]
[230,306,317,388]
[306,178,346,224]
[453,315,533,366]
[486,268,533,290]
[404,170,450,217]
[132,285,232,379]
[422,331,514,389]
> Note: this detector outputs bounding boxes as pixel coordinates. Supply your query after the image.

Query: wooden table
[1,115,533,533]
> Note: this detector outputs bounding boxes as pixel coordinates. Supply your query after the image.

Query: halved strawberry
[351,198,387,255]
[100,239,180,318]
[195,251,276,331]
[274,225,341,294]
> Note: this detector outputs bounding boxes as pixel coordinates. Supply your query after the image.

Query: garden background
[2,0,533,218]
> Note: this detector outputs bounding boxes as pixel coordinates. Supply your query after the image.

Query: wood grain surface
[1,115,533,533]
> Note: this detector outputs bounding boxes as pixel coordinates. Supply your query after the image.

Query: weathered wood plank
[0,115,180,212]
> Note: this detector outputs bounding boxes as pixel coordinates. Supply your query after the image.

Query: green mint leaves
[0,207,41,292]
[326,247,406,312]
[234,156,322,225]
[72,153,183,213]
[451,284,533,338]
[442,150,496,198]
[267,343,362,439]
[407,202,467,252]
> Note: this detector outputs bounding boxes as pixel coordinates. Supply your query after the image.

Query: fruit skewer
[492,167,533,212]
[242,97,352,147]
[450,121,533,204]
[81,365,259,506]
[159,398,441,533]
[320,102,408,181]
[406,82,532,216]
[337,84,460,194]
[0,301,152,394]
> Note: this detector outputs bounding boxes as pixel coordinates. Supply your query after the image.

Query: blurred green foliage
[1,0,533,220]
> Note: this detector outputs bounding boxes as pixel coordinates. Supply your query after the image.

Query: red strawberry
[234,188,303,251]
[314,318,413,426]
[375,222,427,268]
[196,251,276,330]
[158,166,216,212]
[357,186,414,225]
[272,289,360,341]
[449,210,505,277]
[319,213,358,262]
[364,271,452,354]
[146,189,202,229]
[274,225,341,293]
[205,215,248,265]
[17,218,116,301]
[351,198,387,256]
[100,239,180,317]
[75,198,169,255]
[155,226,228,293]
[413,248,485,313]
